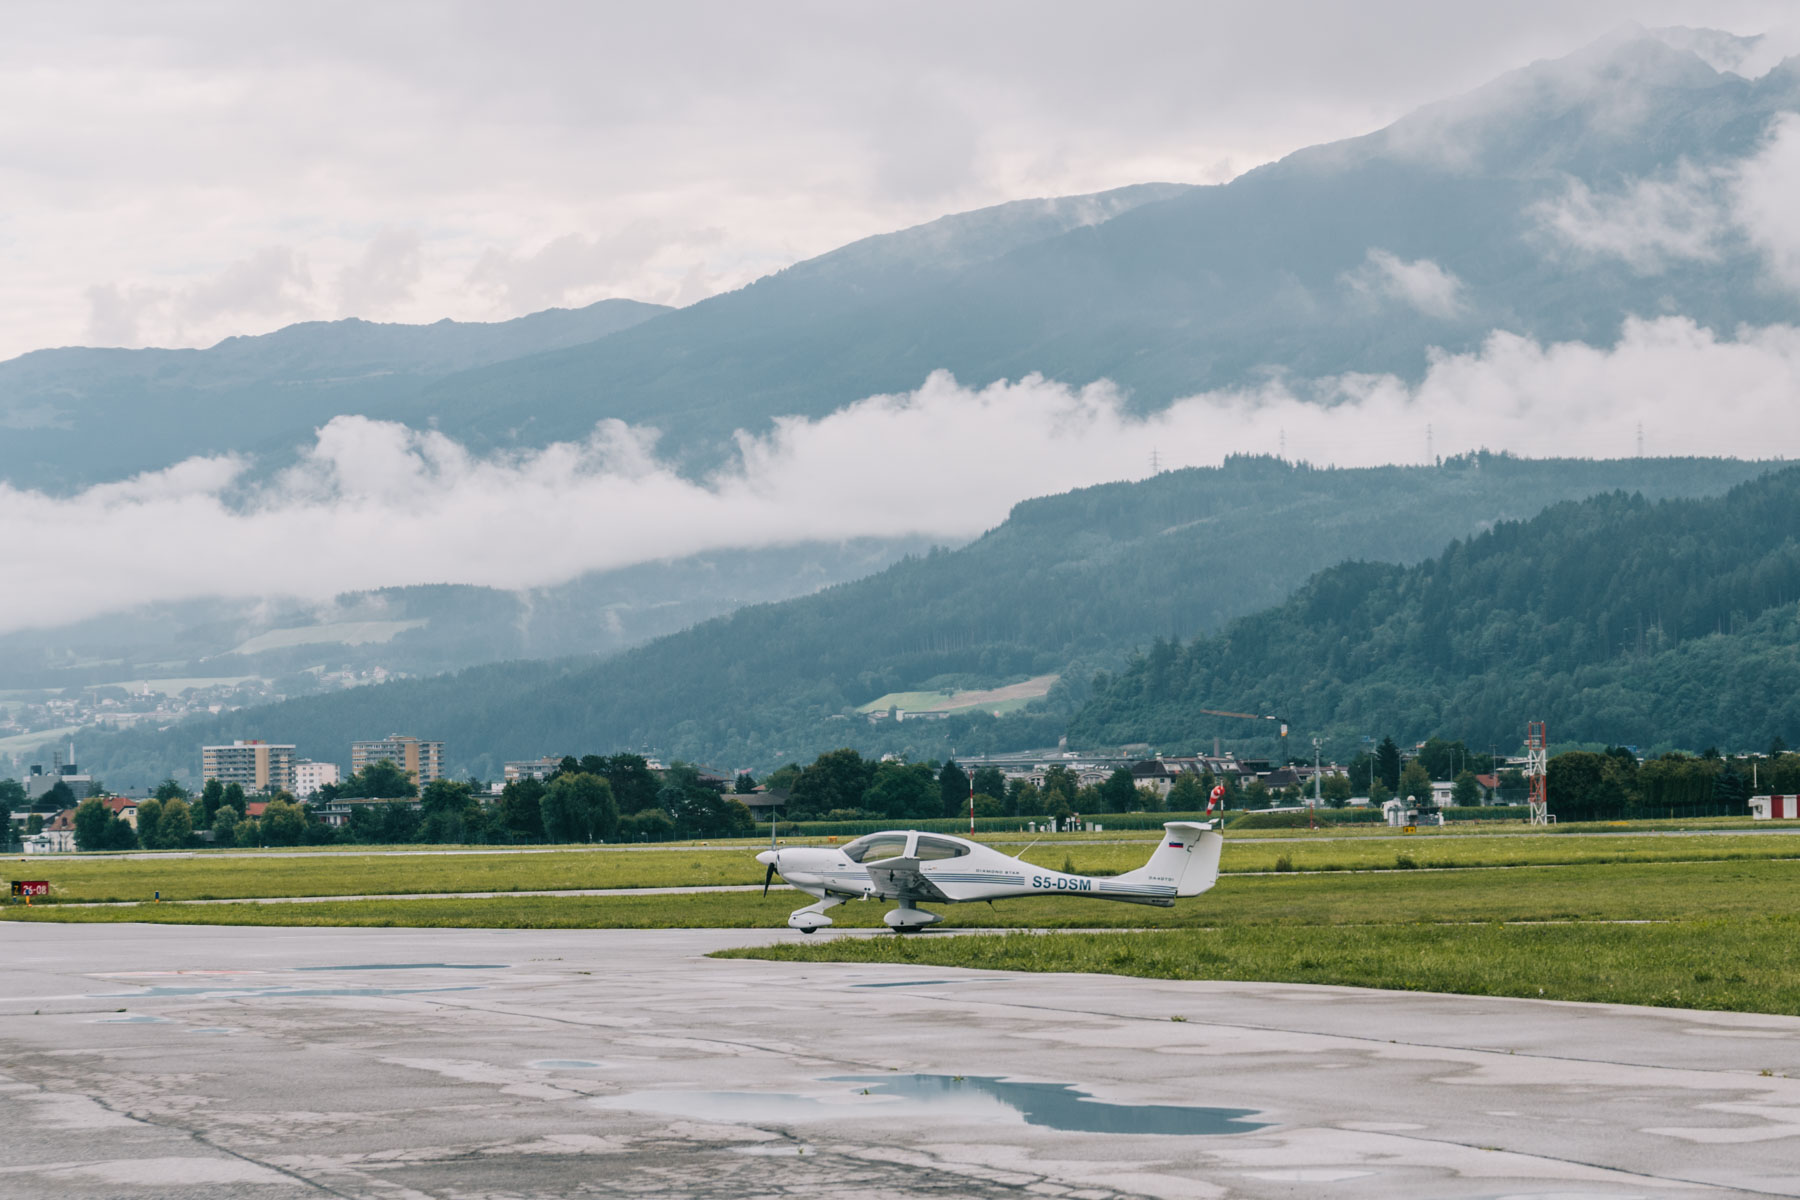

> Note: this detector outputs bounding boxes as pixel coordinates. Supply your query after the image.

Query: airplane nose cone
[755,850,776,866]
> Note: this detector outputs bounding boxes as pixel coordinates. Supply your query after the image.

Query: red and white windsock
[1207,784,1224,815]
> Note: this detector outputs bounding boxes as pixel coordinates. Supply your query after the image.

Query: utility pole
[1311,737,1322,831]
[1526,721,1549,825]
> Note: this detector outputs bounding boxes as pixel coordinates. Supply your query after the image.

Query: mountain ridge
[0,298,670,491]
[410,28,1800,461]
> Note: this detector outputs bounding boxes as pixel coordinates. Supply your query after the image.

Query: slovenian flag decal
[1167,841,1184,849]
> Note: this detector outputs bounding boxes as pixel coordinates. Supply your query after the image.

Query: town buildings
[201,740,297,795]
[503,757,562,783]
[23,808,76,853]
[23,757,92,806]
[293,759,341,799]
[351,735,443,786]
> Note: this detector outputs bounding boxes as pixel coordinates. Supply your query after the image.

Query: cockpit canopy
[841,834,909,863]
[841,832,973,863]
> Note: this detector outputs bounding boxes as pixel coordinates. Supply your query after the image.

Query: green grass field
[0,847,760,903]
[719,920,1800,1017]
[9,826,1799,903]
[717,856,1800,1017]
[8,857,1795,929]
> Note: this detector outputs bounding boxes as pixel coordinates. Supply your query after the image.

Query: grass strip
[716,918,1800,1018]
[0,847,764,903]
[11,829,1800,903]
[6,858,1796,930]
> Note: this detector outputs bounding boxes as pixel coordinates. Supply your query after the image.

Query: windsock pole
[969,775,975,834]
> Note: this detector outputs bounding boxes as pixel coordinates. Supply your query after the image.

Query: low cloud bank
[1534,113,1800,288]
[3,313,1799,634]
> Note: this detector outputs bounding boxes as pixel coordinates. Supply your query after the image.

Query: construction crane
[1200,709,1290,761]
[1199,708,1303,826]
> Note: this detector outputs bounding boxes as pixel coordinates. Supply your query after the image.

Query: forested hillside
[64,455,1770,786]
[1070,467,1800,754]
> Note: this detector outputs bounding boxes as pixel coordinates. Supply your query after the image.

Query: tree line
[768,748,1202,824]
[3,752,760,852]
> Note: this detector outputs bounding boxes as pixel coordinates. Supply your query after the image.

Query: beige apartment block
[351,735,445,786]
[201,740,297,795]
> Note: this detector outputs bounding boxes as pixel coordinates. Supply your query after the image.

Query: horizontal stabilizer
[1113,820,1223,898]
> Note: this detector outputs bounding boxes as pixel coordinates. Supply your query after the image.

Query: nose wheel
[787,896,844,932]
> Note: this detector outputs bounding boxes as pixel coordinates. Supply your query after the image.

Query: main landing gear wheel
[883,904,943,933]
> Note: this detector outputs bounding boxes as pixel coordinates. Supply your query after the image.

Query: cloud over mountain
[1533,110,1800,286]
[6,312,1800,634]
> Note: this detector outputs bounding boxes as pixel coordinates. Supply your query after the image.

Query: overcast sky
[1,0,1794,361]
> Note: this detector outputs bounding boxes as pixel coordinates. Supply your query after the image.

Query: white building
[1750,794,1799,820]
[293,760,341,799]
[504,757,562,783]
[24,762,91,804]
[24,829,75,853]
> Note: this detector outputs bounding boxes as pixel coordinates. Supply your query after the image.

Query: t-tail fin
[1114,820,1224,898]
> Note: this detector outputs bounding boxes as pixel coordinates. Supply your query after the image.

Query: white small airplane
[755,820,1224,932]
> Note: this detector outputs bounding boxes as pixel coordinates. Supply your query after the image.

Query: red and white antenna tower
[1525,721,1549,826]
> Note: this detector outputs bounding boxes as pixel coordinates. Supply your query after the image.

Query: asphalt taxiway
[3,922,1797,1198]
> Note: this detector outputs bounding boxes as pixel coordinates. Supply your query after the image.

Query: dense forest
[59,455,1773,784]
[1069,467,1800,754]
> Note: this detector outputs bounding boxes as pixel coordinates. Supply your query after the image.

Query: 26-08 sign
[10,880,49,897]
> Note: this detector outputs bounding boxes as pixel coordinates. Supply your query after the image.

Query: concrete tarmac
[3,922,1798,1199]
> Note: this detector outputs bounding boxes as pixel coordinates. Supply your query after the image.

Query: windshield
[914,836,971,861]
[842,834,909,863]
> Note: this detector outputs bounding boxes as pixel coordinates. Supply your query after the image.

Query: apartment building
[351,735,444,786]
[292,759,341,799]
[201,740,297,794]
[503,757,563,783]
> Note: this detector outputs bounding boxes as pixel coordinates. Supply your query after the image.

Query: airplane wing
[861,855,951,903]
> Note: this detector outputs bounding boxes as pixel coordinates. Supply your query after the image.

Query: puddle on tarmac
[95,1014,168,1024]
[530,1060,604,1070]
[597,1074,1267,1135]
[850,980,957,988]
[295,963,505,972]
[88,985,482,1000]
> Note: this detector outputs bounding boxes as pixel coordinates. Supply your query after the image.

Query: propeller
[763,860,777,896]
